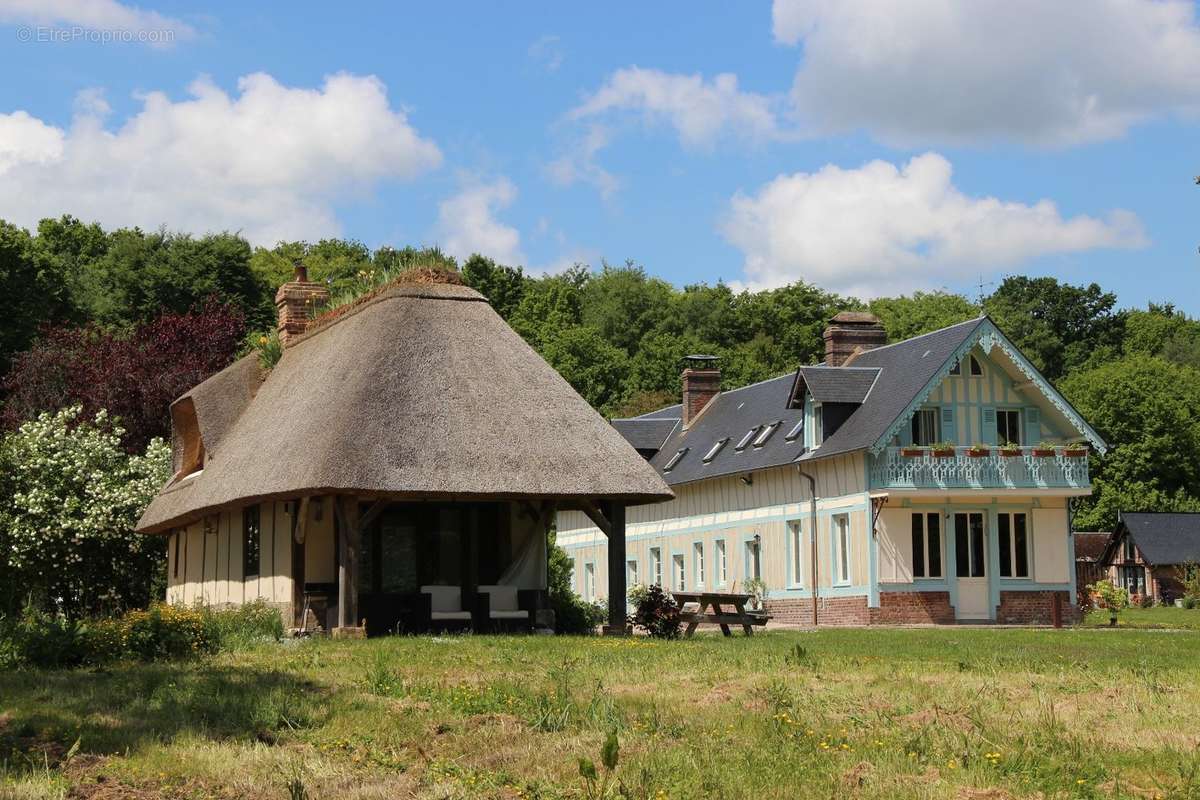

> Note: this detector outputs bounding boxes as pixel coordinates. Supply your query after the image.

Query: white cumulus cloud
[568,66,787,148]
[772,0,1200,146]
[435,177,525,266]
[720,153,1146,296]
[0,0,196,45]
[0,72,442,245]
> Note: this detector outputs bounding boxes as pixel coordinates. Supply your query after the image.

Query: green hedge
[0,600,284,670]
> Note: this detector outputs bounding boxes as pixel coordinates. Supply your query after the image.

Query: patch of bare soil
[955,787,1018,800]
[900,708,976,733]
[841,761,873,790]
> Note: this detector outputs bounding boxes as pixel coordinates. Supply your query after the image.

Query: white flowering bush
[0,406,170,618]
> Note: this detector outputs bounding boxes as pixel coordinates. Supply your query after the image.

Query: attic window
[969,355,983,376]
[664,448,689,472]
[785,419,804,441]
[949,360,961,375]
[753,421,781,447]
[735,427,760,451]
[170,397,205,481]
[703,438,729,463]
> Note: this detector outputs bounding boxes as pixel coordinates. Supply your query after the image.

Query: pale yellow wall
[558,454,865,535]
[877,496,1070,586]
[165,500,297,607]
[304,501,336,583]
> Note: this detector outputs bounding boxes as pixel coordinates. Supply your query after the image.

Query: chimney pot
[275,262,330,346]
[681,355,721,427]
[823,311,886,367]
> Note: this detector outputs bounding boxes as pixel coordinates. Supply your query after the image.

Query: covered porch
[299,495,631,636]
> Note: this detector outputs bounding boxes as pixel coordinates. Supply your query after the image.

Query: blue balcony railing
[868,446,1090,490]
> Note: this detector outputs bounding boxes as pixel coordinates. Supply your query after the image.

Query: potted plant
[744,577,769,612]
[1089,580,1129,627]
[900,445,927,457]
[999,441,1022,457]
[1062,443,1088,457]
[930,441,956,458]
[967,443,990,458]
[1032,440,1057,457]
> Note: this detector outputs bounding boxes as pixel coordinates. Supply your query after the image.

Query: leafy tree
[2,298,246,452]
[509,274,586,348]
[729,281,846,366]
[1061,355,1200,530]
[461,254,528,320]
[77,228,270,330]
[580,262,673,355]
[0,407,171,618]
[984,276,1125,382]
[0,222,74,374]
[1123,304,1200,369]
[540,326,629,413]
[870,291,979,341]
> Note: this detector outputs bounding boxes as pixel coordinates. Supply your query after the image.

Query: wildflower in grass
[947,759,957,769]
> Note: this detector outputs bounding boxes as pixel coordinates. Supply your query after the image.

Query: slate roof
[797,318,986,461]
[611,418,678,451]
[793,366,880,404]
[630,373,805,486]
[1107,513,1200,566]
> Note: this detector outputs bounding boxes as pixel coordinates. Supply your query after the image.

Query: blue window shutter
[1025,407,1041,446]
[940,407,955,442]
[981,407,997,445]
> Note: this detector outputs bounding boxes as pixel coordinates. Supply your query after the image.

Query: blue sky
[0,1,1197,311]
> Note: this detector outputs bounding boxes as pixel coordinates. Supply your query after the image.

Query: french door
[954,512,990,620]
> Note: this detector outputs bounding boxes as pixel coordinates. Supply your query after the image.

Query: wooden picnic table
[672,591,770,637]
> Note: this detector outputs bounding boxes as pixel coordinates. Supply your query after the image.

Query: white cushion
[489,610,529,620]
[431,610,472,621]
[478,585,519,612]
[421,585,461,614]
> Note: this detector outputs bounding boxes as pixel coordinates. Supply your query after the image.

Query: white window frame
[745,538,762,581]
[788,520,804,587]
[715,539,728,586]
[693,541,705,588]
[812,403,824,447]
[672,553,686,592]
[911,407,940,447]
[833,514,851,586]
[910,512,943,579]
[626,559,638,586]
[997,511,1031,579]
[584,562,595,600]
[649,547,663,587]
[996,409,1022,446]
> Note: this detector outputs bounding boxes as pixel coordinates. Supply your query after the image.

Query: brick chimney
[823,311,886,367]
[681,355,720,427]
[275,262,330,346]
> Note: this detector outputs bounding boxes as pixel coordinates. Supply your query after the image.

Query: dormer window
[170,397,205,481]
[812,403,824,446]
[949,355,983,376]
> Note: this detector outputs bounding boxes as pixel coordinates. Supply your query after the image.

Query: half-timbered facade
[557,313,1105,625]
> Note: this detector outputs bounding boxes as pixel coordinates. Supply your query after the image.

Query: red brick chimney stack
[823,311,886,367]
[681,355,721,427]
[276,261,330,346]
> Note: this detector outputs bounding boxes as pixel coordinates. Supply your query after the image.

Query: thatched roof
[137,281,672,534]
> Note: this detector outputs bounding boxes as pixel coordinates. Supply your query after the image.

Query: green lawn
[1082,605,1200,630]
[3,628,1199,799]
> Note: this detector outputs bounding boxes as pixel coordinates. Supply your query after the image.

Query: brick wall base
[869,591,956,625]
[765,596,869,626]
[996,590,1078,625]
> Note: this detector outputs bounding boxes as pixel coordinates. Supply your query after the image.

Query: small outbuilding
[136,267,672,635]
[1098,512,1200,603]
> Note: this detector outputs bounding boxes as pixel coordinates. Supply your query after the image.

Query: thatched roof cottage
[136,267,672,635]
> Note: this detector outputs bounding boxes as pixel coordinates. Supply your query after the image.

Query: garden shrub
[629,584,681,639]
[552,592,607,635]
[0,601,284,670]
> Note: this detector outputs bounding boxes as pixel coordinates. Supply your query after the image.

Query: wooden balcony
[868,446,1091,491]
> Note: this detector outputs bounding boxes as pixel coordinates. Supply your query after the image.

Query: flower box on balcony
[900,447,927,457]
[930,444,956,458]
[1062,447,1088,458]
[999,446,1023,457]
[1032,448,1056,457]
[967,446,990,458]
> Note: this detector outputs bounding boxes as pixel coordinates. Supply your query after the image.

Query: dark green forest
[3,215,1200,532]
